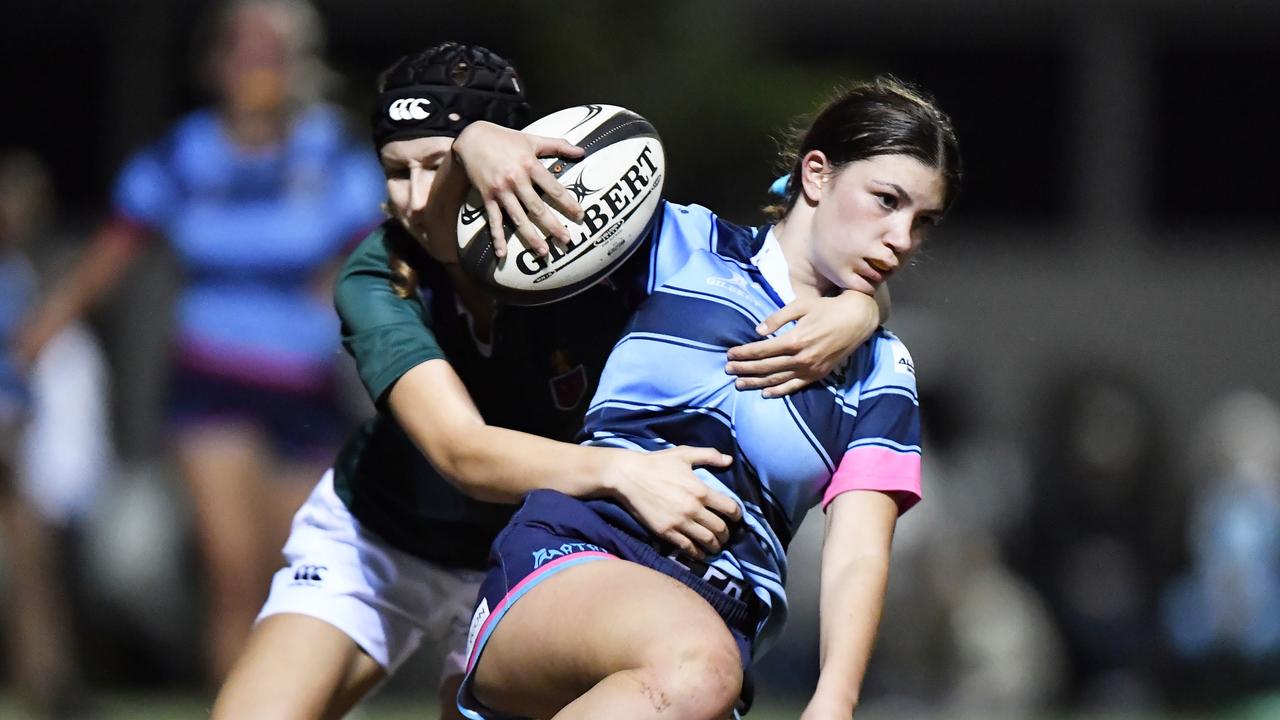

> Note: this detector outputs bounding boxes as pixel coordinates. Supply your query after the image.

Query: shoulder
[656,202,765,261]
[113,111,213,219]
[858,329,918,394]
[118,109,218,179]
[291,104,366,152]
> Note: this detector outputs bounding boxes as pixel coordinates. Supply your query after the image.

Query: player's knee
[646,624,743,719]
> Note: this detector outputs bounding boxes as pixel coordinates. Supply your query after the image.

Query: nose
[883,216,914,258]
[409,166,431,213]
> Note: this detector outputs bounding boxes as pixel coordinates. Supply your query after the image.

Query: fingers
[680,520,720,557]
[667,445,733,468]
[511,179,568,250]
[726,333,802,362]
[694,507,731,547]
[754,300,811,336]
[701,486,743,523]
[495,187,548,257]
[531,136,586,161]
[530,161,584,223]
[734,370,799,391]
[762,377,811,398]
[663,530,704,561]
[725,351,800,378]
[483,198,508,258]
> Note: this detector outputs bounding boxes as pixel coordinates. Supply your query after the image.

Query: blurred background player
[1,151,115,719]
[15,0,385,682]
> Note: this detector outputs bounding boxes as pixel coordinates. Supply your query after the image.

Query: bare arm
[388,359,740,558]
[726,285,889,397]
[801,490,899,719]
[16,219,143,365]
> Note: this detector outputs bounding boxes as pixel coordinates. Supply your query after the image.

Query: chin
[842,275,878,296]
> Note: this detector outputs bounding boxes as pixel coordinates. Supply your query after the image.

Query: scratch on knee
[642,679,671,714]
[626,671,671,713]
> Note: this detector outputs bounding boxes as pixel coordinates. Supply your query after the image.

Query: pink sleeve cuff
[822,445,922,515]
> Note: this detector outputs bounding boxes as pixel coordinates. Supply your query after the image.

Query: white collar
[750,227,796,304]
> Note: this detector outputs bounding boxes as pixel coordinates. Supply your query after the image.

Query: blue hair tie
[768,174,791,198]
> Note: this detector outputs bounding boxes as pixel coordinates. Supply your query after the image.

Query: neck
[222,106,290,149]
[773,209,832,300]
[444,262,497,340]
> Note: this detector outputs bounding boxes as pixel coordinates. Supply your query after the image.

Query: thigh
[174,425,272,576]
[473,557,737,719]
[211,613,384,720]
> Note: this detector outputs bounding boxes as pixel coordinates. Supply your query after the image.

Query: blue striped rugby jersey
[582,203,923,656]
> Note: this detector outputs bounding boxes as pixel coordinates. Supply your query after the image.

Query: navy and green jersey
[581,221,923,655]
[331,205,766,569]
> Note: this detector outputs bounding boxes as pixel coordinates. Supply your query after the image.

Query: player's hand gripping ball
[457,104,665,305]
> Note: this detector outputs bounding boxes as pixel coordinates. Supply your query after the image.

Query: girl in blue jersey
[16,1,386,680]
[430,76,961,720]
[211,42,887,720]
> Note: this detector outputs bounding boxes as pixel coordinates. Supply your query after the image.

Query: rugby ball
[457,104,665,306]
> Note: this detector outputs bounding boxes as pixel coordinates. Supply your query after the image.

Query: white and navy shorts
[258,470,486,683]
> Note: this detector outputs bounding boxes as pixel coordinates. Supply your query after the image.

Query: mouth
[857,260,891,287]
[867,257,897,275]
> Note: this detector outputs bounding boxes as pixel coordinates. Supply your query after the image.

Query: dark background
[3,1,1280,717]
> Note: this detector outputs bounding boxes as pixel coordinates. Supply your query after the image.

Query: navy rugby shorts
[169,365,344,462]
[457,489,758,719]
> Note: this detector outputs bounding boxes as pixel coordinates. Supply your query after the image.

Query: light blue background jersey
[113,106,384,388]
[582,204,922,655]
[0,251,36,416]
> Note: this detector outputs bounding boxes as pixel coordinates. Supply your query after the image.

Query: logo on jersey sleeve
[892,342,916,376]
[388,98,432,122]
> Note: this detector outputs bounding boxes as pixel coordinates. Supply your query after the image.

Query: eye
[383,167,410,181]
[914,214,939,228]
[874,192,899,211]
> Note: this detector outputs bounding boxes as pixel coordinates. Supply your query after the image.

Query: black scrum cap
[372,42,530,150]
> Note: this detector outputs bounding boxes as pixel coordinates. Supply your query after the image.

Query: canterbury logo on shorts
[388,98,432,122]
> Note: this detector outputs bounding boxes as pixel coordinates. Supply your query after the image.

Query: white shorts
[258,470,486,682]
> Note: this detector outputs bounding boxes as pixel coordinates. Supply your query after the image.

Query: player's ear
[798,150,830,204]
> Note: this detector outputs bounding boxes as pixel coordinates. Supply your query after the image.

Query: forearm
[420,150,470,263]
[812,551,891,713]
[19,222,139,362]
[387,360,621,504]
[431,421,623,504]
[808,491,899,716]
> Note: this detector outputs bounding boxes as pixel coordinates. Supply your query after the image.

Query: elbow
[420,428,509,503]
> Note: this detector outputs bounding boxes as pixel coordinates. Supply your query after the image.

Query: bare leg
[176,423,274,682]
[212,613,386,720]
[0,464,80,715]
[439,673,466,720]
[474,559,743,720]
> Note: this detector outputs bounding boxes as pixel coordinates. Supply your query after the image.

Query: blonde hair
[203,0,336,109]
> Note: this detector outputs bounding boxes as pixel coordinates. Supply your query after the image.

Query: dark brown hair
[766,75,961,221]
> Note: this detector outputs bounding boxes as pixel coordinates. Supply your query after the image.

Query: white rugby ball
[457,104,665,306]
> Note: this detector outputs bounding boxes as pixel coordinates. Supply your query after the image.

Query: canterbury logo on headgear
[388,97,432,122]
